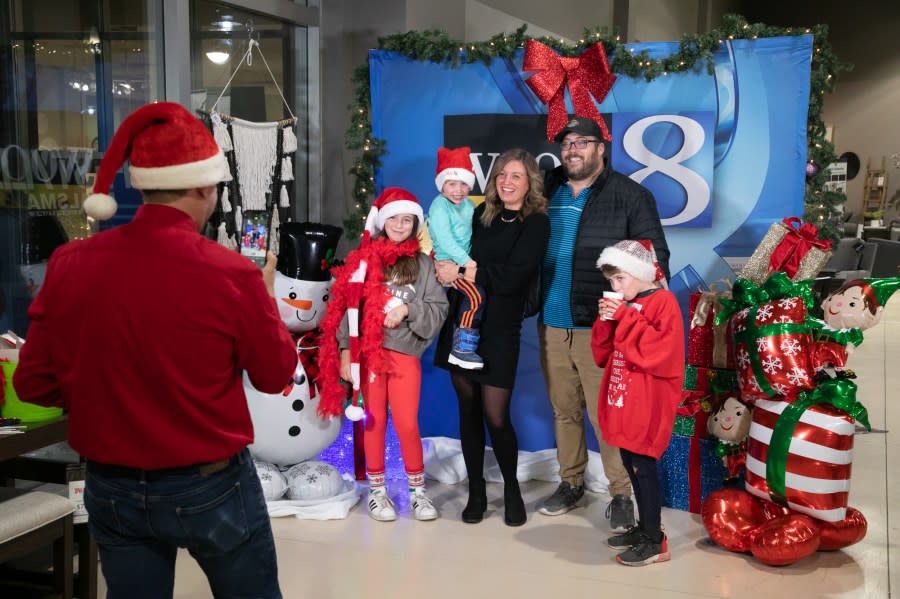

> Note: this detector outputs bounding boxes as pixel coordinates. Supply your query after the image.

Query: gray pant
[538,324,631,496]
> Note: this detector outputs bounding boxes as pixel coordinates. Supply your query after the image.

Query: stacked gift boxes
[659,290,738,514]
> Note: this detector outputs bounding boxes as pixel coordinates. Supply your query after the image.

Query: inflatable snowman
[245,222,344,466]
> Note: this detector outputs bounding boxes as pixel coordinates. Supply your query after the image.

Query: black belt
[87,452,242,481]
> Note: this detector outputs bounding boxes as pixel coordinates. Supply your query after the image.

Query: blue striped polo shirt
[542,183,591,329]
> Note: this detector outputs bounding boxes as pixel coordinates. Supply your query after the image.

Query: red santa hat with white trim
[597,239,668,289]
[434,146,476,192]
[82,102,228,221]
[363,186,425,238]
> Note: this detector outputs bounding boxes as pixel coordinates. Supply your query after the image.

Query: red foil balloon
[750,514,820,566]
[760,498,792,521]
[817,507,868,551]
[731,298,815,402]
[701,488,767,553]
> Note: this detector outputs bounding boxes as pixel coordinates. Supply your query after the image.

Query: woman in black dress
[434,148,550,526]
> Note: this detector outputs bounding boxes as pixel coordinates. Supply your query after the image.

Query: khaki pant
[538,324,631,496]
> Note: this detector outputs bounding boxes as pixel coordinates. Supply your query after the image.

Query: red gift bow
[678,390,708,416]
[767,217,833,278]
[523,40,616,142]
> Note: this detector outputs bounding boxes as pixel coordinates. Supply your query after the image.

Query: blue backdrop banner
[369,35,813,451]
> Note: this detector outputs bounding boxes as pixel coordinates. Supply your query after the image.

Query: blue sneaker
[448,327,484,370]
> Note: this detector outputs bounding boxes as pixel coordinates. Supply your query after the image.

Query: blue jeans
[84,448,282,599]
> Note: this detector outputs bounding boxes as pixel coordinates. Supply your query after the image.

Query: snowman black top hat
[277,222,342,281]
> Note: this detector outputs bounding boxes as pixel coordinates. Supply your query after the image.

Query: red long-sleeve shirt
[591,288,685,459]
[14,204,296,469]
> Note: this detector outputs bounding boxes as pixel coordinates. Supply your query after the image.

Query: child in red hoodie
[591,239,685,566]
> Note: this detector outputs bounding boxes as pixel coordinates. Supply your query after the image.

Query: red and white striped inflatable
[745,398,856,522]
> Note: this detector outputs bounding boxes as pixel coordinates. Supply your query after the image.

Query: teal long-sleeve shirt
[427,194,475,265]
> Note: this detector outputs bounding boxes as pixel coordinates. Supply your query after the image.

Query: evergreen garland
[344,14,850,242]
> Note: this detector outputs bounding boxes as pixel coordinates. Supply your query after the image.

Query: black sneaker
[538,481,584,516]
[616,533,670,566]
[606,494,635,532]
[607,525,644,551]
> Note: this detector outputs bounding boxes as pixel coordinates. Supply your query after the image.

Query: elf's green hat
[840,276,900,308]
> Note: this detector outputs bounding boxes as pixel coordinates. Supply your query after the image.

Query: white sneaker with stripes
[367,487,397,522]
[410,488,438,521]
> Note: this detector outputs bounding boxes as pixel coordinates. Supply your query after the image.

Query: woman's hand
[463,262,477,283]
[384,304,409,329]
[434,259,459,286]
[339,349,352,383]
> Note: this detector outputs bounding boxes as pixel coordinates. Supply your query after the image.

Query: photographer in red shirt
[14,102,296,599]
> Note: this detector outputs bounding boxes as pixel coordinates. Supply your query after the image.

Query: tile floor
[103,301,898,599]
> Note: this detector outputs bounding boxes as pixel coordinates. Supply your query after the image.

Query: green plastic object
[1,361,63,422]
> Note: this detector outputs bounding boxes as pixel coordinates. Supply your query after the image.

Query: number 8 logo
[622,115,710,226]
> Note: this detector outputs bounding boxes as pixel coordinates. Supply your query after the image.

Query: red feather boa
[316,235,420,417]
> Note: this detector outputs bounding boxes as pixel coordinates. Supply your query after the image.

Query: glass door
[0,0,164,333]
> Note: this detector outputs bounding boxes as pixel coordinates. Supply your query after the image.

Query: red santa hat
[434,146,476,192]
[597,239,667,288]
[363,187,424,237]
[83,102,228,221]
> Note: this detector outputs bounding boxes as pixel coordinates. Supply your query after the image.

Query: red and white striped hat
[597,239,667,288]
[83,102,228,221]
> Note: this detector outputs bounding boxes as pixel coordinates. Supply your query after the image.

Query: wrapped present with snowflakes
[687,287,735,369]
[716,274,817,403]
[745,379,870,522]
[738,217,833,285]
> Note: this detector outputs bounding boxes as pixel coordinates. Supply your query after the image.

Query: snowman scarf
[317,235,420,418]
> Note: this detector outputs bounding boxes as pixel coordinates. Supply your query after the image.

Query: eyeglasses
[560,139,601,151]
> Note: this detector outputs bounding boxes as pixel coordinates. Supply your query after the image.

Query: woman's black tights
[451,373,519,488]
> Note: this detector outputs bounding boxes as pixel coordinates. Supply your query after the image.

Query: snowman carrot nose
[282,297,313,310]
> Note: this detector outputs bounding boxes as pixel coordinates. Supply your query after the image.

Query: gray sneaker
[616,533,670,566]
[606,494,636,532]
[538,481,584,516]
[607,525,643,551]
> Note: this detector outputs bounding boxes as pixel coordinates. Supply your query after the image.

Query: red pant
[360,350,424,474]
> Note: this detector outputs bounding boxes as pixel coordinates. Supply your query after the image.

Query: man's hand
[263,251,278,298]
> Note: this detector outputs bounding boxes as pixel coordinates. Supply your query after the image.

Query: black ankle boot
[462,478,488,524]
[504,482,526,527]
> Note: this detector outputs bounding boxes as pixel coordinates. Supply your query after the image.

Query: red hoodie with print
[591,288,685,459]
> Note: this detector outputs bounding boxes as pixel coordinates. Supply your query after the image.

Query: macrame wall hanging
[205,39,298,264]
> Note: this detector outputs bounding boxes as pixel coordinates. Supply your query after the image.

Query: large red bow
[523,40,616,142]
[768,217,833,278]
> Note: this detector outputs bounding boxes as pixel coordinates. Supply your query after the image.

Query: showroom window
[0,0,316,334]
[0,0,165,333]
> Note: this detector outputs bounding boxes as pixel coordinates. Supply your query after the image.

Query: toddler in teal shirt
[428,146,485,370]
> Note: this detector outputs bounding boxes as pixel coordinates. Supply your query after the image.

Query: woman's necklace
[500,211,519,223]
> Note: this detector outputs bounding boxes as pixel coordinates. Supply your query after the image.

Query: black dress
[434,204,550,388]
